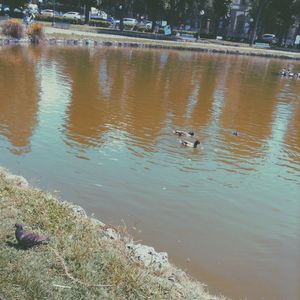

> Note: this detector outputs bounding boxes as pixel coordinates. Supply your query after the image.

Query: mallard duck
[173,130,194,137]
[180,140,200,148]
[280,68,287,76]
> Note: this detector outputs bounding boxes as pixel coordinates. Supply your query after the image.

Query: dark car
[261,34,278,45]
[0,4,10,15]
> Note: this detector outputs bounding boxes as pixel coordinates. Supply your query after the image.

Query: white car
[41,9,59,17]
[114,18,138,28]
[144,21,152,29]
[63,11,82,20]
[123,18,138,26]
[28,4,38,14]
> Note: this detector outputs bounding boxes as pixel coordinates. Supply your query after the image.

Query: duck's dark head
[194,140,200,147]
[189,131,194,136]
[15,223,23,230]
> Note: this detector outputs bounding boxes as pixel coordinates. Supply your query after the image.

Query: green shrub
[123,24,136,30]
[1,19,25,39]
[35,15,85,25]
[88,20,111,28]
[135,25,153,33]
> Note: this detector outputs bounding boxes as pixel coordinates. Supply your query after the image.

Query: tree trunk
[85,4,91,24]
[249,0,269,46]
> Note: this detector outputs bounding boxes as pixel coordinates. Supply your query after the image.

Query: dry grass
[27,23,45,44]
[1,19,24,39]
[0,168,226,300]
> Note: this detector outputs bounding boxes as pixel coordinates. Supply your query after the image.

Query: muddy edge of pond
[0,167,228,300]
[0,36,300,61]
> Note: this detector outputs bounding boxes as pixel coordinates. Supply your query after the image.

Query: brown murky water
[0,45,299,300]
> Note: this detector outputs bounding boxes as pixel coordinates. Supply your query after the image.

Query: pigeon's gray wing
[20,232,49,247]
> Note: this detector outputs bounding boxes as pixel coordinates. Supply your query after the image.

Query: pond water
[0,45,299,300]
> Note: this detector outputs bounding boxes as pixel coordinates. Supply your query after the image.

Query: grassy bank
[0,168,226,300]
[1,20,300,60]
[40,24,300,60]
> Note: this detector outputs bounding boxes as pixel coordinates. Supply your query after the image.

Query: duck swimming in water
[173,130,194,137]
[280,68,288,76]
[280,68,300,78]
[180,140,200,148]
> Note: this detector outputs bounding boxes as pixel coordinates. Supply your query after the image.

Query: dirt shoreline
[0,167,227,299]
[0,22,300,60]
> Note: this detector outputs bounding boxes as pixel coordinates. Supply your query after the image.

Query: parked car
[115,18,138,27]
[123,18,138,26]
[138,20,152,29]
[63,12,83,20]
[136,20,153,31]
[28,4,38,14]
[107,16,115,24]
[40,9,59,17]
[0,4,10,14]
[89,9,107,21]
[12,7,26,17]
[261,33,278,45]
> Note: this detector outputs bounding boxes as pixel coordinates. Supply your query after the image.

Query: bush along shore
[0,167,226,300]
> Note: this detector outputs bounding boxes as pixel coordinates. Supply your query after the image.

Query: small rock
[4,174,28,189]
[90,217,105,227]
[168,274,177,283]
[126,242,169,271]
[70,204,87,218]
[102,227,120,240]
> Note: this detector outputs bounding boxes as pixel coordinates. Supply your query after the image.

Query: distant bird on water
[173,130,195,137]
[15,223,50,248]
[180,140,200,148]
[232,131,238,136]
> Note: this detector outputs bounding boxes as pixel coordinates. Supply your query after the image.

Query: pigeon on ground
[15,223,50,247]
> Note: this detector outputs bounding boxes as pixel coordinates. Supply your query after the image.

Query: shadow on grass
[5,241,32,250]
